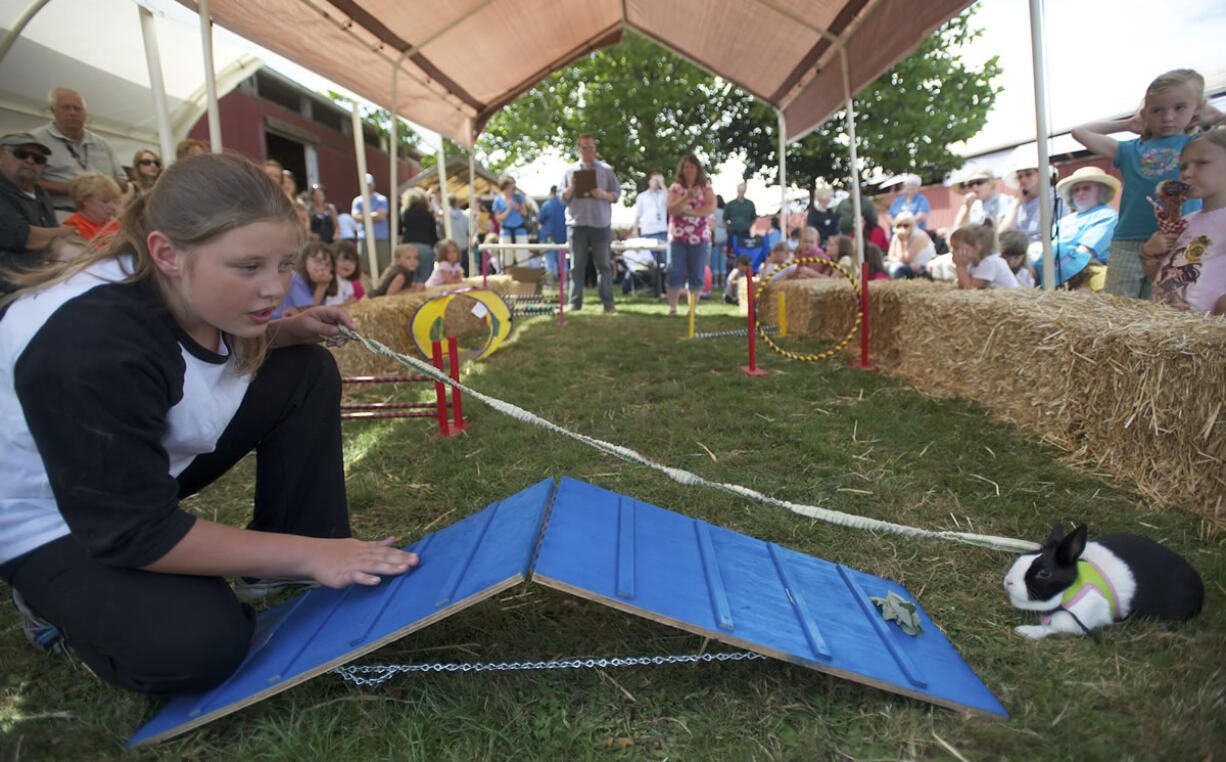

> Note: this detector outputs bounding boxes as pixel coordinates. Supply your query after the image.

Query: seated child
[951,222,1020,289]
[863,243,889,281]
[277,240,336,317]
[999,229,1036,288]
[425,239,466,288]
[330,240,367,303]
[1142,129,1226,314]
[370,244,423,297]
[723,254,753,303]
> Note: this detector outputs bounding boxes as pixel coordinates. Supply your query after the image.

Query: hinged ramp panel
[532,477,1007,717]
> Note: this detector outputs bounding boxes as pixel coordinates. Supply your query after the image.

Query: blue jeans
[667,240,710,291]
[568,225,614,309]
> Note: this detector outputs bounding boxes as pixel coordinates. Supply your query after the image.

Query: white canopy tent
[0,0,260,166]
[4,0,1065,286]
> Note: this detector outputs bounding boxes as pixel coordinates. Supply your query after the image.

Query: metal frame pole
[777,109,788,249]
[351,102,380,281]
[839,48,864,267]
[1029,0,1056,291]
[197,0,223,152]
[137,6,175,163]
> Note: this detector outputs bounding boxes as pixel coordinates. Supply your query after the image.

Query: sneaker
[233,576,319,603]
[12,589,63,653]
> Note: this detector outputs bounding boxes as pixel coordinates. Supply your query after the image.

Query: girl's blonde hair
[769,241,789,256]
[68,172,121,209]
[1186,127,1226,154]
[1143,69,1206,140]
[2,153,296,375]
[949,220,998,256]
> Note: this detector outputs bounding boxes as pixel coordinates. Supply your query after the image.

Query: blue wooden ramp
[534,477,1007,719]
[126,478,555,747]
[129,477,1004,746]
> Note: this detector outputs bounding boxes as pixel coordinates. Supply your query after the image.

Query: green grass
[3,290,1224,761]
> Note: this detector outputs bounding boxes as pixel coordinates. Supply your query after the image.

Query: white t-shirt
[634,188,668,236]
[325,276,356,305]
[967,253,1021,288]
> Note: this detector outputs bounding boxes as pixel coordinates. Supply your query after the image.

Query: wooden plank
[532,477,1007,718]
[127,478,555,747]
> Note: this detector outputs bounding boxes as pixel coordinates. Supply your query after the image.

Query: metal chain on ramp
[334,651,767,687]
[335,326,1039,554]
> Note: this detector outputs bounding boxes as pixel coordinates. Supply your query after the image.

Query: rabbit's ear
[1056,525,1088,567]
[1045,522,1066,547]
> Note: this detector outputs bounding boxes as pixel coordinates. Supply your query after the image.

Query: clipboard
[572,169,597,199]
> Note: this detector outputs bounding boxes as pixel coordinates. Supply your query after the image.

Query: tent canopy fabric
[174,0,973,148]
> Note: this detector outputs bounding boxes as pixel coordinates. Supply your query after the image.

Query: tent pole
[0,0,51,66]
[389,67,399,255]
[839,48,864,266]
[777,109,788,248]
[1028,0,1056,291]
[196,0,223,153]
[352,101,380,281]
[439,139,453,241]
[468,123,478,276]
[137,6,175,164]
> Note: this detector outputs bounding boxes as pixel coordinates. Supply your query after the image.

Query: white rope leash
[337,327,1039,553]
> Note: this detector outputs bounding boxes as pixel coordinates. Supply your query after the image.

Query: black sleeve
[0,202,32,253]
[15,292,196,567]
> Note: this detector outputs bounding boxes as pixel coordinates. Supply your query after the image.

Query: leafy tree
[478,33,743,195]
[721,10,1001,191]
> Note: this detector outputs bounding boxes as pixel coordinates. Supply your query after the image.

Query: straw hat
[953,165,995,193]
[1055,166,1121,206]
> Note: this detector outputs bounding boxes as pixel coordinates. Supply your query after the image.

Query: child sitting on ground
[723,254,753,304]
[279,240,336,317]
[998,229,1035,288]
[425,239,466,287]
[951,222,1020,289]
[1142,129,1226,314]
[330,240,367,303]
[370,244,423,297]
[864,243,889,281]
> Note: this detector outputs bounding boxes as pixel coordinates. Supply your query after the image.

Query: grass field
[2,291,1223,761]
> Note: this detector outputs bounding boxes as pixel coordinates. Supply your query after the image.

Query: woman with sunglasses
[951,166,1010,230]
[130,149,162,195]
[884,211,936,279]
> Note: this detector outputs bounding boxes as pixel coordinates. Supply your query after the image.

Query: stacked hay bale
[329,276,517,376]
[757,278,1226,518]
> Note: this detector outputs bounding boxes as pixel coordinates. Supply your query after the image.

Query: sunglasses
[138,158,161,167]
[10,147,48,165]
[895,223,912,229]
[964,178,989,187]
[577,143,597,150]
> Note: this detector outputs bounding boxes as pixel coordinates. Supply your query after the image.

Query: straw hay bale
[329,276,516,376]
[764,279,1226,519]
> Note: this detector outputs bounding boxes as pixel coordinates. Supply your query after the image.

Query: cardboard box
[506,266,545,295]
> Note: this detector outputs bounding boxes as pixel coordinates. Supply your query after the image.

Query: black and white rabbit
[1003,523,1203,640]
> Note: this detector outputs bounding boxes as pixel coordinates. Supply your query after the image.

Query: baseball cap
[0,132,51,155]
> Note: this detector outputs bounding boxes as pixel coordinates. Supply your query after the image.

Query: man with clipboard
[561,134,621,312]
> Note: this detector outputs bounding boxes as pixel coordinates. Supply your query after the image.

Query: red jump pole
[430,340,449,436]
[444,335,471,435]
[481,249,489,289]
[740,268,768,377]
[848,260,880,372]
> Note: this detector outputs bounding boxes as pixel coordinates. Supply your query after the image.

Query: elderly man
[885,174,930,230]
[0,133,73,293]
[561,134,620,312]
[633,172,668,296]
[30,88,127,219]
[351,173,390,276]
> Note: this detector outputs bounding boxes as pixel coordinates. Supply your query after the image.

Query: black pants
[1,344,348,694]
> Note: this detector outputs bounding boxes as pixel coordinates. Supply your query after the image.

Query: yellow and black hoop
[752,256,863,361]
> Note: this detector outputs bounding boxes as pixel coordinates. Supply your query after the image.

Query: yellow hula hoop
[752,256,864,362]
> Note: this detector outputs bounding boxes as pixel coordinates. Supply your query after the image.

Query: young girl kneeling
[0,154,417,695]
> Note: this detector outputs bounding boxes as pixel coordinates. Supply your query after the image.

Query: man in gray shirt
[31,88,127,218]
[561,134,620,312]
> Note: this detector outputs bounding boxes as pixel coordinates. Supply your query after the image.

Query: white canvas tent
[0,0,260,166]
